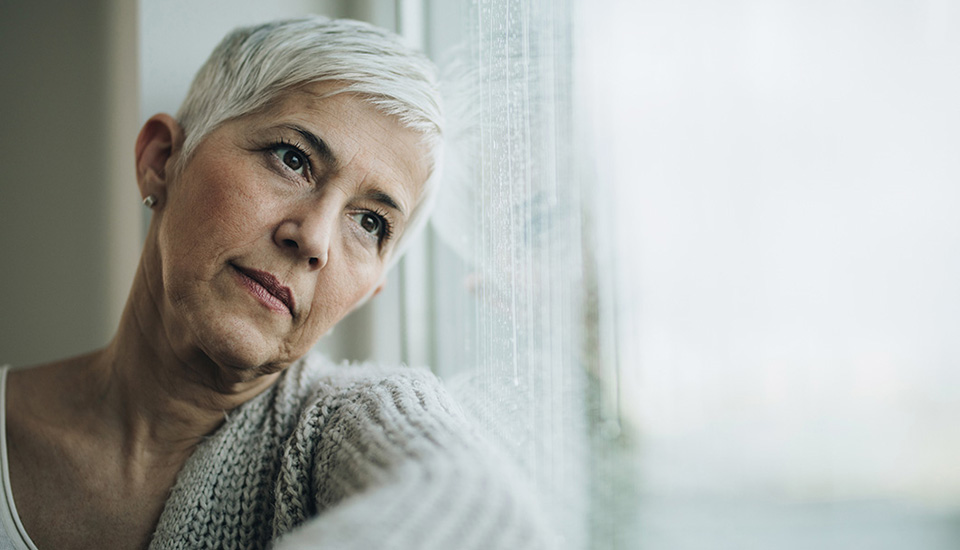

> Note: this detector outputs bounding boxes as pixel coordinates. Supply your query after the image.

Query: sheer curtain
[424,0,588,546]
[425,0,960,548]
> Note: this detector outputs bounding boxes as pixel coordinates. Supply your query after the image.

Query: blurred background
[3,0,960,548]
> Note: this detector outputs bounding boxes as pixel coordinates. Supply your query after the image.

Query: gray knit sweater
[146,352,553,550]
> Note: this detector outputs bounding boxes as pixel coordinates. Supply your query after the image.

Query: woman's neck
[3,260,284,549]
[69,261,280,464]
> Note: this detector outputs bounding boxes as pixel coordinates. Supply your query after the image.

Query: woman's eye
[274,145,306,175]
[351,212,383,237]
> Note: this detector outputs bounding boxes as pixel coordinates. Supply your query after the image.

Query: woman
[0,16,550,550]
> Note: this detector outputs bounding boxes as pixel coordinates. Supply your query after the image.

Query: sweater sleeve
[271,368,557,550]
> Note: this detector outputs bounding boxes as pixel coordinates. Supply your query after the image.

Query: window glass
[428,0,960,548]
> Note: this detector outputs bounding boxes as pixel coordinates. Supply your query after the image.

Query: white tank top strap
[0,365,39,550]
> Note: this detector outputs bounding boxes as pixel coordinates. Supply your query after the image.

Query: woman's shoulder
[296,352,448,392]
[276,351,473,472]
[290,352,463,425]
[272,355,558,549]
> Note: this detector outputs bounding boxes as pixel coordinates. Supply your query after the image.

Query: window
[421,0,960,548]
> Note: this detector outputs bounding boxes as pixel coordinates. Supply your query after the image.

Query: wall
[0,0,139,367]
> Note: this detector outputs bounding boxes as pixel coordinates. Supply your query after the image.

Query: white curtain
[426,0,588,546]
[427,0,960,548]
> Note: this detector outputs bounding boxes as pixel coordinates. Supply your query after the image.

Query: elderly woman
[0,16,549,550]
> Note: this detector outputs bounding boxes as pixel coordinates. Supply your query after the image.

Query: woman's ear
[135,114,183,206]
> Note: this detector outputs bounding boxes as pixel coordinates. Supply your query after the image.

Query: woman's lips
[231,264,295,316]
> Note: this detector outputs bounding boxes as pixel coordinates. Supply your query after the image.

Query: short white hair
[176,16,443,266]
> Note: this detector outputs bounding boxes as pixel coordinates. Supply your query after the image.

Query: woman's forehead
[255,81,383,126]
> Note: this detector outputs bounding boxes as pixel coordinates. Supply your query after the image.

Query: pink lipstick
[231,264,295,316]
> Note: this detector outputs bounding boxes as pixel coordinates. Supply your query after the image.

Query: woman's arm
[272,368,556,550]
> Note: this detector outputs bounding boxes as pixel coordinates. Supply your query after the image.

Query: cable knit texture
[146,352,554,550]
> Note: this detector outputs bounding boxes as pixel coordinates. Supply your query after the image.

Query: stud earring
[142,194,158,208]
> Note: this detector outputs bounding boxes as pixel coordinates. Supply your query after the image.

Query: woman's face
[151,82,429,374]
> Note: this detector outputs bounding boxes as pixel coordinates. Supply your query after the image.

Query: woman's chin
[160,281,322,378]
[186,314,306,378]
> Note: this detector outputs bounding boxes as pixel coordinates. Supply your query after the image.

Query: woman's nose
[273,213,333,270]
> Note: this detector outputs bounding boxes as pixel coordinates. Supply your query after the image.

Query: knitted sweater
[146,352,554,550]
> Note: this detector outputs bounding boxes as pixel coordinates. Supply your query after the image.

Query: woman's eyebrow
[365,190,405,217]
[283,124,338,168]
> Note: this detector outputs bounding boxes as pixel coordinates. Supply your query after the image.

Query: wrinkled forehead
[258,80,438,156]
